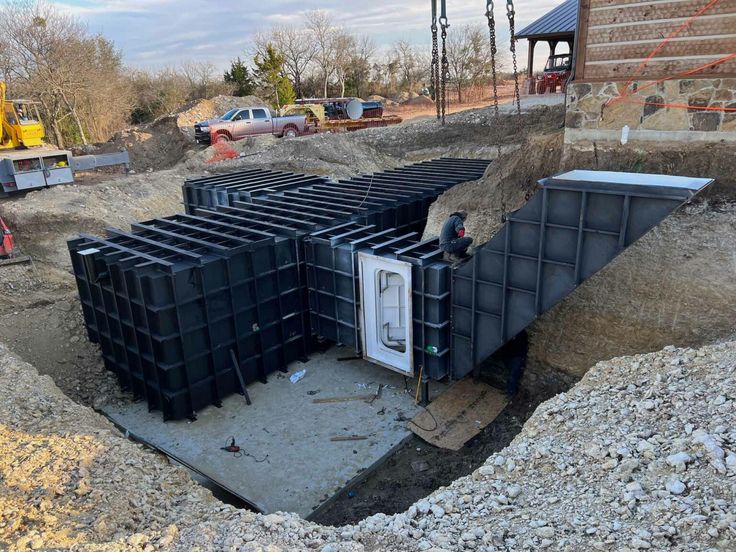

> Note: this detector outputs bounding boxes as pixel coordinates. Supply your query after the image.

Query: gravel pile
[1,337,734,550]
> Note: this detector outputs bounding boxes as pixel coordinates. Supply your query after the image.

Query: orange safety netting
[207,141,238,164]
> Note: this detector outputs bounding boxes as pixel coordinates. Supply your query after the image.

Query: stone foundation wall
[565,78,736,144]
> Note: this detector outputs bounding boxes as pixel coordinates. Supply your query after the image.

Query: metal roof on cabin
[516,0,578,40]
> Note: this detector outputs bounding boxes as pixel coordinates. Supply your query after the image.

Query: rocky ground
[0,94,735,550]
[1,339,733,550]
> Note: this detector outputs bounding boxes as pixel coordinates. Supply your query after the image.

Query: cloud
[50,0,566,71]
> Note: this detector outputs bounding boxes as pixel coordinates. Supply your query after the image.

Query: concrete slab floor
[101,346,447,518]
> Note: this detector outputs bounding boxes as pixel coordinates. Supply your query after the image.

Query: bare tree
[348,35,376,98]
[0,0,130,145]
[269,26,316,98]
[332,30,355,97]
[180,60,225,99]
[391,40,426,94]
[446,24,498,103]
[306,10,336,98]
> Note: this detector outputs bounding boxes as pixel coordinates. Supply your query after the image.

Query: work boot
[442,252,466,265]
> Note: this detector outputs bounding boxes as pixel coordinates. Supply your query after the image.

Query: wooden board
[409,379,508,451]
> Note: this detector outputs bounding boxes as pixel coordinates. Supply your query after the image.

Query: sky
[52,0,567,72]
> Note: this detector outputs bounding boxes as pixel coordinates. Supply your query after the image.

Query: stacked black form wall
[71,158,490,420]
[305,224,454,380]
[69,213,308,421]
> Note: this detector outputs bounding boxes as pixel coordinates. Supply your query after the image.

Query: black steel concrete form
[72,157,489,420]
[69,212,308,421]
[451,171,713,378]
[183,169,330,211]
[305,223,453,380]
[305,171,712,386]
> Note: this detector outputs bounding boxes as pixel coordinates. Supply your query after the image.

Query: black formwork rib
[305,225,453,380]
[182,168,331,212]
[451,171,714,379]
[68,211,308,421]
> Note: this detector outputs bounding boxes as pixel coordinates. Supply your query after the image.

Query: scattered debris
[411,460,430,473]
[289,369,306,384]
[330,435,369,442]
[313,395,375,404]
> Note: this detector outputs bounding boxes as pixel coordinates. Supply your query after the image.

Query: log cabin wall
[565,0,736,144]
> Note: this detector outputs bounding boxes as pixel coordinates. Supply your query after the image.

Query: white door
[358,253,413,375]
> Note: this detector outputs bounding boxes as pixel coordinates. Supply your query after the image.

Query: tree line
[0,1,508,148]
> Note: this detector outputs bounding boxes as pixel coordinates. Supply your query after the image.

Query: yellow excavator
[0,80,129,196]
[0,81,46,149]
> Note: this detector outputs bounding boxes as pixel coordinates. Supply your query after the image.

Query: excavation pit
[99,346,447,518]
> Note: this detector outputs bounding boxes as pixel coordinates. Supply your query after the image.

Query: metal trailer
[0,149,129,195]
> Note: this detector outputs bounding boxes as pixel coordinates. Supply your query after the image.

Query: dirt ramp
[423,132,563,242]
[184,131,399,179]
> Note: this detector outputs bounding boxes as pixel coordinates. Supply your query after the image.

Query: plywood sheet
[409,379,509,451]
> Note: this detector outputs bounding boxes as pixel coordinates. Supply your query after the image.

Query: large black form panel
[451,170,714,379]
[69,212,308,421]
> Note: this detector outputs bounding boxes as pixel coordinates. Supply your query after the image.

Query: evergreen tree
[253,44,295,107]
[224,57,256,96]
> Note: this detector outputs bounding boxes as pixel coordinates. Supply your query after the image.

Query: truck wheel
[283,127,298,138]
[215,133,231,144]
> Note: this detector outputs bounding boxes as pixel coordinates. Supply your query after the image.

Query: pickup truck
[195,107,308,145]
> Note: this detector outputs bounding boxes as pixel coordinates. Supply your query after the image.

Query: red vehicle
[533,53,572,95]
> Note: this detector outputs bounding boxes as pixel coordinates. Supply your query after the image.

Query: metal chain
[431,4,440,121]
[506,0,522,115]
[486,0,502,158]
[440,21,449,125]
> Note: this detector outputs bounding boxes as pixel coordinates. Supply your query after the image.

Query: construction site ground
[1,95,735,550]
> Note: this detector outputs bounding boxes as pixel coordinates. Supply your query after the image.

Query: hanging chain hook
[485,0,502,158]
[431,0,440,120]
[506,0,522,116]
[439,0,450,125]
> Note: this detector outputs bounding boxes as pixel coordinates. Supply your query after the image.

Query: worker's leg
[446,237,473,257]
[506,356,526,395]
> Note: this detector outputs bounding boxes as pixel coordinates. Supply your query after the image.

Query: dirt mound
[174,95,265,128]
[393,91,419,103]
[184,131,397,179]
[101,117,191,172]
[368,95,398,107]
[2,338,734,550]
[402,95,435,107]
[424,131,563,242]
[0,168,186,270]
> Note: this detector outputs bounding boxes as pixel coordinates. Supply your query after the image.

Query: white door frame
[358,252,414,376]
